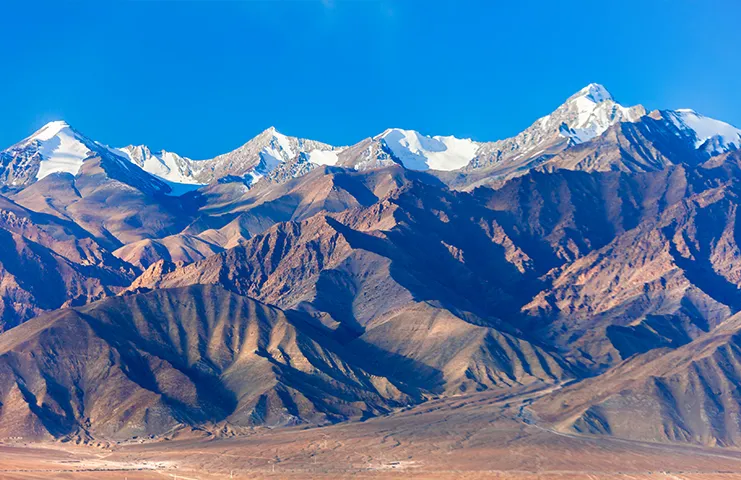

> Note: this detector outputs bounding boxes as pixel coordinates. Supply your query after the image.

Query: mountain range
[2,83,741,449]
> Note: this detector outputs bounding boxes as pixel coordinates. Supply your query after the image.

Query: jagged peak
[244,126,295,149]
[471,84,646,170]
[257,126,284,138]
[120,144,152,154]
[568,83,614,104]
[555,84,645,143]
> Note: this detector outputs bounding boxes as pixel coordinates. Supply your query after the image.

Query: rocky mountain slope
[0,284,573,441]
[532,310,741,446]
[0,193,136,329]
[131,153,741,372]
[0,285,416,441]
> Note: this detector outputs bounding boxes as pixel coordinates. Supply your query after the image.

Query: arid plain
[3,389,741,479]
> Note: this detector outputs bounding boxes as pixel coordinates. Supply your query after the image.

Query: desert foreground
[2,390,741,480]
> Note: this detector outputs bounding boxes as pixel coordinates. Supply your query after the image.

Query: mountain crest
[0,119,98,186]
[568,83,613,103]
[27,120,74,142]
[556,83,646,144]
[468,83,646,173]
[4,84,739,191]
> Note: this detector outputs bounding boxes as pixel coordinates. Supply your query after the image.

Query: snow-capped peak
[666,109,741,154]
[178,127,343,185]
[558,83,645,144]
[376,128,480,171]
[7,120,96,181]
[28,120,73,142]
[569,83,613,104]
[469,83,646,171]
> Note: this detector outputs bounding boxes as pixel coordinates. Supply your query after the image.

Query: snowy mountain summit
[113,126,344,187]
[0,121,99,186]
[195,126,342,185]
[2,83,740,193]
[0,123,344,192]
[345,84,648,174]
[471,83,647,170]
[556,83,647,143]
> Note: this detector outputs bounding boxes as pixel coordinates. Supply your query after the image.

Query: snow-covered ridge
[4,83,741,190]
[470,83,647,170]
[119,126,346,186]
[666,109,741,154]
[1,122,344,190]
[191,126,345,185]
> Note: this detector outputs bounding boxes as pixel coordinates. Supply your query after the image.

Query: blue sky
[1,0,740,158]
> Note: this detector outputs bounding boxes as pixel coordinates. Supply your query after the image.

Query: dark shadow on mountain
[286,309,444,396]
[311,268,365,338]
[664,219,741,312]
[607,313,694,359]
[80,311,239,425]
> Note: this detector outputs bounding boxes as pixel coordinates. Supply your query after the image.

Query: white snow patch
[307,149,340,166]
[259,146,286,171]
[31,120,70,141]
[378,128,479,171]
[256,130,297,173]
[273,131,295,159]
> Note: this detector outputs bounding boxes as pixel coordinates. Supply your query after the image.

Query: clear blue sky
[1,0,740,158]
